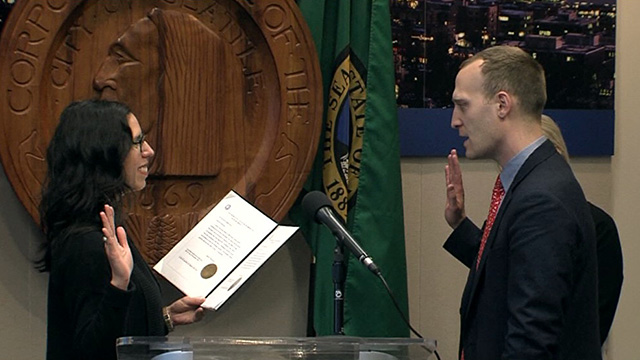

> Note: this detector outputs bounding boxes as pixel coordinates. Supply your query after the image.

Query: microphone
[302,191,380,275]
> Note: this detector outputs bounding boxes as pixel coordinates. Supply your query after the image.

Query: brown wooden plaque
[0,0,322,264]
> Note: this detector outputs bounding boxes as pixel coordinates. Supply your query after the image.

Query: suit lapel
[461,140,558,321]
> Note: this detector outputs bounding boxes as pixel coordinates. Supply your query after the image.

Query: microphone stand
[332,243,346,335]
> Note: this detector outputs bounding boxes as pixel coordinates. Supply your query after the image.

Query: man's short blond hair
[461,46,547,118]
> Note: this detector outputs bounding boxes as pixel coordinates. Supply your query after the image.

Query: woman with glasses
[39,99,205,360]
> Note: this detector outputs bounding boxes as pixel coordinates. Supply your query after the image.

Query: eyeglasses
[132,133,146,153]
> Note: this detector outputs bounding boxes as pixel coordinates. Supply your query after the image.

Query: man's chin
[463,148,480,160]
[465,149,492,161]
[461,141,474,159]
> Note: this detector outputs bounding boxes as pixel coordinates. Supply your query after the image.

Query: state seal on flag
[323,52,367,219]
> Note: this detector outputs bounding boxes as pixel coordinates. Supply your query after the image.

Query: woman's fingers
[99,204,133,290]
[100,204,117,241]
[116,226,129,249]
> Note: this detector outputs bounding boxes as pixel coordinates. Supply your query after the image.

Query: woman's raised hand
[100,204,133,290]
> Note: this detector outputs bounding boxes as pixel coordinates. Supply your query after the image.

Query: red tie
[476,175,505,269]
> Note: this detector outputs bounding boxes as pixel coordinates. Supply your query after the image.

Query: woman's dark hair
[37,99,133,271]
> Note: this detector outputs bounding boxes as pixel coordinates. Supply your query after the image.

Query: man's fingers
[445,165,451,185]
[448,154,464,188]
[446,185,458,205]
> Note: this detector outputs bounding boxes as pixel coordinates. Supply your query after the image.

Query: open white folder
[153,190,298,310]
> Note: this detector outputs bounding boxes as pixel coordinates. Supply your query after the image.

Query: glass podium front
[116,336,437,360]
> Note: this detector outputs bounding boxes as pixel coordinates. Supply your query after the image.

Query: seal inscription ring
[0,0,322,264]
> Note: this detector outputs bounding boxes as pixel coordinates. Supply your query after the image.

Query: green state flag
[290,0,409,337]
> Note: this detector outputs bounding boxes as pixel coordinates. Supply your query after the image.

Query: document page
[153,191,278,297]
[202,225,299,310]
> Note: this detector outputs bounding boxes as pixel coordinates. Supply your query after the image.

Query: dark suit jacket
[589,203,623,344]
[47,229,167,360]
[444,140,601,360]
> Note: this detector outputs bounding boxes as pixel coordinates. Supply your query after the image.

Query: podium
[116,336,437,360]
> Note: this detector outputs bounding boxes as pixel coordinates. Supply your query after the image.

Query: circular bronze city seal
[200,263,218,279]
[0,0,322,264]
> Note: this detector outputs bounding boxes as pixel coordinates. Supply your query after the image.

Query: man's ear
[496,91,512,119]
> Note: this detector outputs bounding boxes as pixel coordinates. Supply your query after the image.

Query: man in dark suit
[443,46,601,359]
[541,114,623,346]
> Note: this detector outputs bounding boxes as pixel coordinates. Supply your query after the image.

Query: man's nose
[451,112,461,129]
